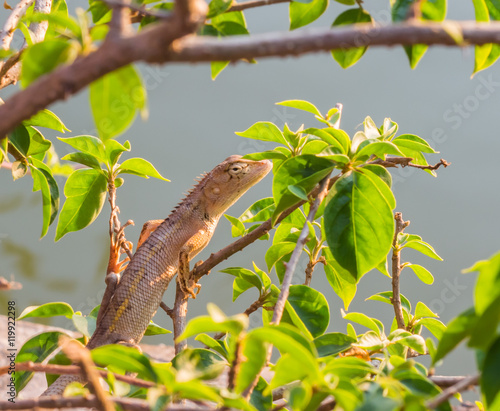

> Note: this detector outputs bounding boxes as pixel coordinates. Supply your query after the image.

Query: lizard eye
[228,163,247,177]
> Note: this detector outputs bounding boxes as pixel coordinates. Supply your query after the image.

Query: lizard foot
[177,275,201,299]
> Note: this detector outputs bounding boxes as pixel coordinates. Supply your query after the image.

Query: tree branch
[391,212,410,330]
[229,0,290,12]
[0,361,155,388]
[426,374,480,409]
[1,20,500,137]
[0,0,35,51]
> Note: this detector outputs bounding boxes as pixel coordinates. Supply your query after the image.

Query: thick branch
[167,21,500,62]
[0,21,500,136]
[391,213,410,330]
[0,0,35,51]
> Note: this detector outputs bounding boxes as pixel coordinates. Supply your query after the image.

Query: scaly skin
[42,155,272,396]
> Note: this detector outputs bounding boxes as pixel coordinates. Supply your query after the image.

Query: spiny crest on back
[169,169,215,214]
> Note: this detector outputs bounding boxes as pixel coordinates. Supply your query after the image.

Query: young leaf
[235,122,288,146]
[343,312,383,337]
[403,240,442,261]
[55,169,107,241]
[104,139,130,167]
[118,158,169,181]
[465,251,500,316]
[404,263,434,285]
[366,291,412,313]
[144,321,171,336]
[224,214,246,237]
[61,152,101,169]
[392,133,437,153]
[89,65,147,140]
[414,301,439,319]
[276,99,322,117]
[417,318,445,339]
[239,197,275,223]
[331,8,372,68]
[324,170,395,279]
[290,0,328,30]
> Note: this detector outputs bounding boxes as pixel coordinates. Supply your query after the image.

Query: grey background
[0,0,496,381]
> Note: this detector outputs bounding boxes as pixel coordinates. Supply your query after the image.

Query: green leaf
[18,302,74,320]
[392,0,447,68]
[404,264,434,284]
[239,197,275,223]
[104,138,131,167]
[235,122,288,146]
[392,134,437,153]
[23,109,70,132]
[343,312,383,337]
[324,170,395,279]
[26,127,52,156]
[62,152,101,169]
[195,334,228,359]
[30,158,59,227]
[58,135,106,162]
[211,61,230,80]
[465,252,500,315]
[21,39,73,87]
[15,332,68,394]
[89,65,147,140]
[354,140,404,161]
[265,242,296,272]
[207,0,233,18]
[323,250,357,310]
[403,240,443,260]
[366,291,412,314]
[172,348,226,381]
[9,125,31,157]
[118,158,169,181]
[224,214,246,237]
[71,313,96,338]
[272,155,334,223]
[391,333,426,354]
[91,344,157,381]
[179,305,248,340]
[290,0,329,30]
[236,334,268,394]
[303,127,351,154]
[283,285,330,338]
[481,335,500,407]
[145,321,171,336]
[314,332,356,357]
[414,301,438,319]
[417,318,445,339]
[55,169,107,241]
[11,161,28,180]
[432,307,477,364]
[331,8,372,68]
[276,100,322,117]
[220,267,264,299]
[30,166,52,237]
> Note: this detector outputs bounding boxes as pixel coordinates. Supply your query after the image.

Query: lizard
[41,155,272,396]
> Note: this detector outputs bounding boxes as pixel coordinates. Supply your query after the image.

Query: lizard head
[201,155,272,218]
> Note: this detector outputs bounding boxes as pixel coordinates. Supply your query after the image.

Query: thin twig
[426,374,480,409]
[103,0,172,19]
[0,396,207,411]
[61,338,114,411]
[242,104,343,400]
[391,212,410,330]
[227,339,242,391]
[408,158,450,170]
[160,301,174,319]
[229,0,290,12]
[0,361,155,388]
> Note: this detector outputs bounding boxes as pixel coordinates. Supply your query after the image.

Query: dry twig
[426,374,480,409]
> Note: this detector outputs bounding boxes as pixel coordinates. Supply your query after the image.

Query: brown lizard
[42,155,272,395]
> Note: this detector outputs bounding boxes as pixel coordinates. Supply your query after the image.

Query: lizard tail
[40,374,86,396]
